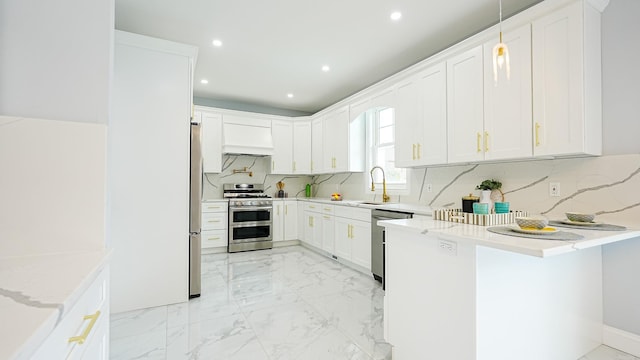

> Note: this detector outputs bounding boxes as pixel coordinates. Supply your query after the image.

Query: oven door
[230,206,272,224]
[229,222,272,242]
[229,206,272,243]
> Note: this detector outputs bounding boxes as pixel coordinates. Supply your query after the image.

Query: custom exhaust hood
[222,115,274,156]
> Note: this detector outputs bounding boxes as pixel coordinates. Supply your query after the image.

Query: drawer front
[32,266,109,360]
[201,201,228,213]
[202,229,228,249]
[201,212,227,230]
[321,204,334,215]
[335,206,371,222]
[304,202,321,213]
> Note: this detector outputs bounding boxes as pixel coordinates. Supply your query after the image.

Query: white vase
[479,190,493,213]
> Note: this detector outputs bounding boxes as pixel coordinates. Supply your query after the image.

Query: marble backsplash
[312,154,640,224]
[203,155,312,199]
[203,154,640,224]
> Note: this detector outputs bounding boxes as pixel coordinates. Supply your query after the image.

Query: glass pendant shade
[493,0,510,84]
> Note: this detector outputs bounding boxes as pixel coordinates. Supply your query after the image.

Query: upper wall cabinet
[197,110,223,173]
[482,24,533,161]
[271,120,293,174]
[311,106,365,174]
[293,120,312,174]
[395,62,447,167]
[532,0,602,157]
[447,46,485,163]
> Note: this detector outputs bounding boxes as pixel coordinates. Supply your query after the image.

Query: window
[367,107,408,192]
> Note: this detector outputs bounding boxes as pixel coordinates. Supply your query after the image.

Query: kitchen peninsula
[380,218,640,360]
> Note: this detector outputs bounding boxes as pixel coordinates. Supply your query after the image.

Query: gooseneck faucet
[370,166,390,203]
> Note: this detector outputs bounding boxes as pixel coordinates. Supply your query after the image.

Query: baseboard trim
[603,325,640,357]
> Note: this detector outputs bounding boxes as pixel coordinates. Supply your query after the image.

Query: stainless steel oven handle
[229,206,272,211]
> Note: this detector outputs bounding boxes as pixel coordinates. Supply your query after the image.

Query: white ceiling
[115,0,542,115]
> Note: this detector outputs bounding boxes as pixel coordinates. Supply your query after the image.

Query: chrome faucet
[370,166,390,203]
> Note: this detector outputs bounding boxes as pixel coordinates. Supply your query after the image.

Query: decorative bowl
[565,212,595,223]
[515,217,549,230]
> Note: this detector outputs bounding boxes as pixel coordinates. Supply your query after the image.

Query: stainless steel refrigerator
[189,121,202,298]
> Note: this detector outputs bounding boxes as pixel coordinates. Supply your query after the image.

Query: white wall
[0,116,107,257]
[0,0,113,124]
[601,0,640,155]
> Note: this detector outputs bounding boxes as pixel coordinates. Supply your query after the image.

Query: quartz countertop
[0,250,110,360]
[296,198,433,216]
[379,218,640,258]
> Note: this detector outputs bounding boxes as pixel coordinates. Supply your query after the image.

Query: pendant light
[492,0,510,84]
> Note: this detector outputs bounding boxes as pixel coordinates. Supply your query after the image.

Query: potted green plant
[475,179,504,212]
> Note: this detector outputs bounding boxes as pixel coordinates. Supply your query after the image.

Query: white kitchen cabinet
[292,120,312,174]
[483,24,533,161]
[273,200,298,242]
[320,205,335,253]
[197,110,223,173]
[201,201,228,250]
[395,62,447,167]
[32,267,110,360]
[322,107,349,172]
[303,203,322,247]
[311,117,324,174]
[312,106,365,174]
[333,207,372,270]
[447,46,485,164]
[532,0,602,157]
[271,120,293,174]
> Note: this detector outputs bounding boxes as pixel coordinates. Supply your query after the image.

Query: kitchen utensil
[565,212,595,223]
[515,217,549,230]
[473,202,489,214]
[494,202,510,214]
[462,194,479,213]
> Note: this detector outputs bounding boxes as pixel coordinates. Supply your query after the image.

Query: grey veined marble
[110,245,637,360]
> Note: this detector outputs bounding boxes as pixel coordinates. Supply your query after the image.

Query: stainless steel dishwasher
[371,209,412,289]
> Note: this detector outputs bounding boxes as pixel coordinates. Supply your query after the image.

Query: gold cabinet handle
[477,133,482,152]
[68,310,101,344]
[206,206,221,210]
[311,160,314,171]
[323,207,331,211]
[293,161,296,172]
[417,143,421,159]
[412,144,416,160]
[309,216,313,227]
[272,160,275,170]
[277,205,280,215]
[285,205,288,215]
[535,123,541,146]
[349,224,354,238]
[309,205,315,209]
[207,237,221,241]
[324,215,330,220]
[484,131,489,152]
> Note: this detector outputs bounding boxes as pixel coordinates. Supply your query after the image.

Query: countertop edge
[6,249,112,360]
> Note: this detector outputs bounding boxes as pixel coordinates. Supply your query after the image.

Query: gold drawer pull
[535,122,541,146]
[207,220,220,223]
[412,144,416,160]
[68,310,101,344]
[477,133,482,152]
[417,143,421,159]
[207,237,221,241]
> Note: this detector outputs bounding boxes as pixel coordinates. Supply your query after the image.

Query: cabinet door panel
[283,201,298,241]
[200,112,222,173]
[334,218,351,260]
[447,46,484,163]
[394,77,421,167]
[483,24,533,160]
[311,118,324,174]
[271,120,293,174]
[293,121,311,174]
[350,220,371,270]
[419,62,447,165]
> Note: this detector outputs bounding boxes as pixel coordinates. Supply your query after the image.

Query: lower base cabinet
[32,266,110,360]
[334,207,372,270]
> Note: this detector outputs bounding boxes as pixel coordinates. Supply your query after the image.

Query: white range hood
[222,115,274,156]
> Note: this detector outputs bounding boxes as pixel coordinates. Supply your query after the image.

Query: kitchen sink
[359,201,391,206]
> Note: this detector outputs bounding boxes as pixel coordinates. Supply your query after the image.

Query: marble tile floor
[110,245,638,360]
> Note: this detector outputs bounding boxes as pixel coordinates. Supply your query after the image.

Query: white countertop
[296,198,434,216]
[0,250,110,360]
[379,218,640,258]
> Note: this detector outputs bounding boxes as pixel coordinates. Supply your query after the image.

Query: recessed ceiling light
[287,93,294,98]
[390,12,402,21]
[200,79,209,84]
[322,65,330,72]
[212,39,223,47]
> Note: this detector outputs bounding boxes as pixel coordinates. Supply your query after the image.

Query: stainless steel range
[224,184,273,253]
